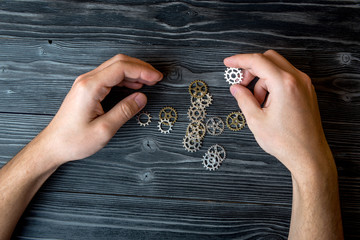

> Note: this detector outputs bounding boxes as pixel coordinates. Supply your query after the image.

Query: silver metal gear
[202,152,221,171]
[136,111,152,127]
[207,144,226,162]
[158,119,173,134]
[183,135,202,152]
[187,105,206,122]
[206,117,224,136]
[190,93,213,108]
[224,67,243,85]
[186,121,206,139]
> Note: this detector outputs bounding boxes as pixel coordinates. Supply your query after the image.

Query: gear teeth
[159,106,178,125]
[137,111,152,127]
[188,80,208,98]
[226,111,246,131]
[202,152,221,171]
[186,121,206,140]
[206,116,224,136]
[183,135,202,152]
[158,119,173,134]
[187,105,206,122]
[224,67,243,85]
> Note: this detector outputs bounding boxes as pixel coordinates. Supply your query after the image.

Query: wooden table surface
[1,1,359,239]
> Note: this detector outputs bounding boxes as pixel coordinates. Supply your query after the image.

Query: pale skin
[0,51,343,239]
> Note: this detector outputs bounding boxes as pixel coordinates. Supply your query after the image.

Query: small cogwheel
[224,67,243,85]
[183,135,202,152]
[207,144,226,162]
[206,117,224,136]
[226,112,246,131]
[188,80,208,98]
[186,121,206,139]
[159,106,178,125]
[187,105,206,122]
[202,152,221,171]
[158,119,173,134]
[136,111,152,127]
[190,93,213,108]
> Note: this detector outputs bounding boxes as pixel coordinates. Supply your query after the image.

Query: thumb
[97,92,147,134]
[230,84,261,123]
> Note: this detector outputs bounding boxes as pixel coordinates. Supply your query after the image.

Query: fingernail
[134,93,147,109]
[230,85,237,96]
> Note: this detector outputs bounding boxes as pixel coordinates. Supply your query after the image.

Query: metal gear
[206,117,224,136]
[183,135,202,152]
[186,121,206,139]
[224,67,243,85]
[226,111,246,131]
[159,106,178,125]
[190,93,213,108]
[202,152,221,171]
[158,119,173,134]
[188,80,208,98]
[207,144,226,162]
[187,105,206,122]
[136,111,152,127]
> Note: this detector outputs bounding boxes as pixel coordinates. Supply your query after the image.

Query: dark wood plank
[13,191,290,239]
[0,0,359,239]
[0,0,359,51]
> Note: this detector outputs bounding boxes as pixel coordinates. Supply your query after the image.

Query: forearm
[288,156,343,240]
[0,131,59,240]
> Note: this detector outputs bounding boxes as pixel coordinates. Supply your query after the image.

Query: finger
[94,92,147,135]
[118,81,143,90]
[239,69,257,87]
[230,84,262,122]
[224,53,283,84]
[263,50,299,75]
[77,54,159,82]
[253,78,268,105]
[93,60,163,89]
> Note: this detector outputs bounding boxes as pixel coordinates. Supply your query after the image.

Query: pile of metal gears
[136,106,178,134]
[136,67,246,171]
[183,80,213,153]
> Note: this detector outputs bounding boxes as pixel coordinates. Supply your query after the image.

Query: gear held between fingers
[224,67,243,85]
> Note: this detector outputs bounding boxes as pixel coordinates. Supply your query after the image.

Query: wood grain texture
[0,0,359,239]
[0,0,359,50]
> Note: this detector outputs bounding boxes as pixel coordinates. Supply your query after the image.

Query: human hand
[38,54,162,165]
[225,50,335,181]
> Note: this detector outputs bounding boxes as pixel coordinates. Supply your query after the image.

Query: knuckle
[96,122,113,140]
[114,54,127,62]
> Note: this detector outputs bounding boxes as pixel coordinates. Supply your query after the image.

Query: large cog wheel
[183,135,202,152]
[159,106,178,125]
[224,67,243,85]
[207,144,226,162]
[226,111,246,131]
[186,121,206,139]
[187,106,206,122]
[188,80,208,98]
[190,93,213,108]
[206,117,224,136]
[202,152,221,171]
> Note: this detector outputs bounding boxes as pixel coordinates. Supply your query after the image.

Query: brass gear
[188,80,208,98]
[186,121,206,139]
[226,111,246,131]
[159,106,178,125]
